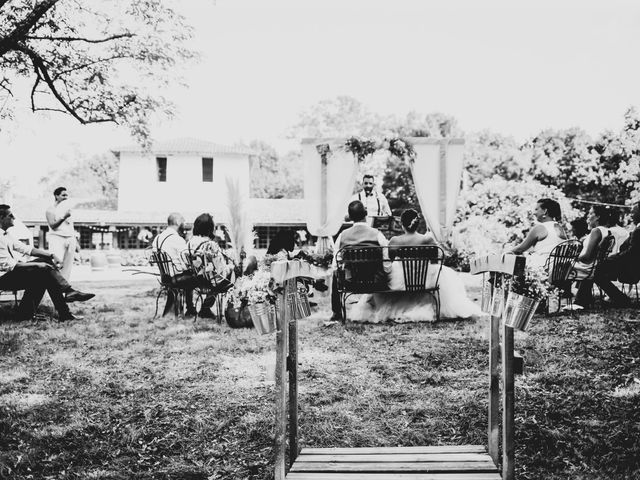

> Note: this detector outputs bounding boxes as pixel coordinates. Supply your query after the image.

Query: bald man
[152,212,188,272]
[152,212,200,316]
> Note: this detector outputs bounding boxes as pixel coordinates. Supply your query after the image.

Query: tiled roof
[18,198,307,226]
[113,137,256,156]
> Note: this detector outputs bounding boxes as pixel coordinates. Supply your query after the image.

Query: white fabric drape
[303,141,359,251]
[409,140,465,242]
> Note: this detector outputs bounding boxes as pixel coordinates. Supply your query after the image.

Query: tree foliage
[0,0,197,142]
[39,152,119,209]
[248,140,303,199]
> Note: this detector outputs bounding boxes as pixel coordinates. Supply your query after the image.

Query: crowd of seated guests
[508,197,640,310]
[152,212,235,318]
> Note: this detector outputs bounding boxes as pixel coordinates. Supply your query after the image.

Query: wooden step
[287,476,501,480]
[287,446,500,479]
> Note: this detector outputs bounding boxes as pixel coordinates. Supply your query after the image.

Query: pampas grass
[226,177,256,264]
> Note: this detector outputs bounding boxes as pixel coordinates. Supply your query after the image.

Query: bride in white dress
[350,209,481,323]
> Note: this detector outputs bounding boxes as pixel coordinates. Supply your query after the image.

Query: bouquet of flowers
[229,270,276,309]
[509,265,556,300]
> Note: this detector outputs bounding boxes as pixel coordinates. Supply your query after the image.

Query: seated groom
[576,201,640,307]
[330,200,389,321]
[0,204,94,321]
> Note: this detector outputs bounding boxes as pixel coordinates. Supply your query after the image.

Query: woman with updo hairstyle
[388,209,436,257]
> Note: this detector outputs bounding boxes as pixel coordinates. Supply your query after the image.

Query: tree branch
[25,33,135,44]
[18,43,116,125]
[0,0,61,57]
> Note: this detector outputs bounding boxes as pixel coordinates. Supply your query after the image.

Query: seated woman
[508,198,567,269]
[572,206,611,280]
[186,213,233,317]
[266,230,296,260]
[350,209,481,323]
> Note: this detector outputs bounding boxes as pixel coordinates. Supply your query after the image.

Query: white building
[114,137,254,214]
[18,138,308,250]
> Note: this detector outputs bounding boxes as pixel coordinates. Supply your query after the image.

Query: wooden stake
[502,323,515,480]
[288,281,299,466]
[488,310,500,465]
[274,280,290,480]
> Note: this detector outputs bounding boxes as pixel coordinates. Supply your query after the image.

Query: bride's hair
[401,209,420,233]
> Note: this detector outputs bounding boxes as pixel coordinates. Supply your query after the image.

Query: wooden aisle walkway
[286,445,501,479]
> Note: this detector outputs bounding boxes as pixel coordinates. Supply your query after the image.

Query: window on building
[156,157,167,182]
[202,157,213,182]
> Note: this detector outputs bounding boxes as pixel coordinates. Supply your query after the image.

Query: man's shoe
[65,290,95,303]
[58,313,83,322]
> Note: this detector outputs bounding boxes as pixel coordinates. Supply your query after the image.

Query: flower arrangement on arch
[343,136,415,163]
[509,265,557,300]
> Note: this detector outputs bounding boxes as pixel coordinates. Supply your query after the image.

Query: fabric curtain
[409,139,465,242]
[303,140,358,252]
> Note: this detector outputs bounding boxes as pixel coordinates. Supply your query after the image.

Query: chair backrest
[596,234,615,264]
[150,250,178,284]
[337,245,388,292]
[394,245,445,291]
[546,240,582,285]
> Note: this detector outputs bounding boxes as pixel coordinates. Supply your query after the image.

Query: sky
[2,0,640,191]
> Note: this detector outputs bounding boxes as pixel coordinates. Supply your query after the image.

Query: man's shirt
[152,227,187,272]
[332,223,389,268]
[0,229,34,278]
[352,190,392,216]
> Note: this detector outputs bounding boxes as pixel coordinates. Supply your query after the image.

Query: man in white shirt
[330,200,389,321]
[351,174,392,219]
[46,187,80,280]
[152,212,201,316]
[0,204,94,321]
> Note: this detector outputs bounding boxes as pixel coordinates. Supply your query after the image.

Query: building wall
[117,152,250,213]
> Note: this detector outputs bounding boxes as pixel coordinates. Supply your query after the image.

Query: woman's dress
[572,225,611,280]
[349,261,482,323]
[526,221,564,269]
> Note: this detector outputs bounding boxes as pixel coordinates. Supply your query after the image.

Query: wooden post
[470,254,526,476]
[488,305,500,464]
[502,323,515,480]
[316,144,330,253]
[288,280,299,466]
[274,280,290,480]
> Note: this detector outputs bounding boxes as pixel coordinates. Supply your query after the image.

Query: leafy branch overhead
[0,0,198,142]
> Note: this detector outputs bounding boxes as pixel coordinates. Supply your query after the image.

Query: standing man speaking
[351,174,392,219]
[46,187,78,280]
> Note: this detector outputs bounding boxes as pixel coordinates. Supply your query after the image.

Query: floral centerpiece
[228,270,278,334]
[509,266,556,300]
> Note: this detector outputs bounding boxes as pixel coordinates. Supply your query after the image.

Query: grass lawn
[1,277,639,479]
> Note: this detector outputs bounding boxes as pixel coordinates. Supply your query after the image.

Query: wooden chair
[544,240,582,312]
[336,245,445,322]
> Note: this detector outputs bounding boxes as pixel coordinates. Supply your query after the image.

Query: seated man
[0,204,94,321]
[152,212,209,317]
[330,200,389,321]
[576,201,640,307]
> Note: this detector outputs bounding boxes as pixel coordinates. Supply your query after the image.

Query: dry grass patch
[0,280,639,479]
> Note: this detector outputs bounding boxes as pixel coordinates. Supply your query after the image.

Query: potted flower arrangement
[504,266,556,331]
[230,270,278,335]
